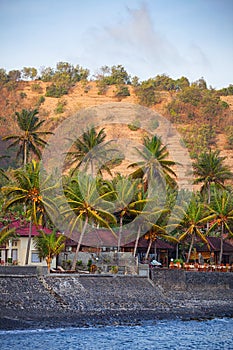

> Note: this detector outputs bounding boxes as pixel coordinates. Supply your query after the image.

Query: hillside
[0,80,233,179]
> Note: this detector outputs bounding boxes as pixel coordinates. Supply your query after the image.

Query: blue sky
[0,0,232,88]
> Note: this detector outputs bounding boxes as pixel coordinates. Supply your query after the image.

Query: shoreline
[1,272,233,331]
[1,307,232,331]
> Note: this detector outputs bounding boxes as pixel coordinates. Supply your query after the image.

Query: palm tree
[0,156,9,182]
[144,223,178,260]
[66,126,122,176]
[129,135,177,189]
[108,176,149,252]
[0,226,15,246]
[207,189,233,264]
[62,172,117,270]
[173,195,211,262]
[33,230,66,272]
[129,183,169,257]
[2,109,52,165]
[192,150,233,204]
[1,160,58,264]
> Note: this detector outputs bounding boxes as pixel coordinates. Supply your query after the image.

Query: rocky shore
[0,271,233,330]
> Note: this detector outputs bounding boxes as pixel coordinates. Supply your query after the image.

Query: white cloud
[80,2,211,83]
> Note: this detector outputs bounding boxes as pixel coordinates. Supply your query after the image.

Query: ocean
[0,318,232,350]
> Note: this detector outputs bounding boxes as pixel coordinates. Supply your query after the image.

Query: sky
[0,0,232,88]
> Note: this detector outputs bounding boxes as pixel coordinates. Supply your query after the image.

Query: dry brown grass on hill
[0,81,233,176]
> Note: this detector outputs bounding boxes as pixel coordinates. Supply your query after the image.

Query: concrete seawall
[0,270,233,329]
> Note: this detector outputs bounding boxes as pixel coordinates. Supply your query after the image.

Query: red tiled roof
[123,236,174,249]
[65,229,174,249]
[0,220,52,237]
[67,228,119,247]
[196,236,233,253]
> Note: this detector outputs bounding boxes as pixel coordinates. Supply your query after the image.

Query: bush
[128,119,141,131]
[54,100,66,114]
[45,83,68,98]
[225,126,233,149]
[31,83,43,93]
[178,124,216,158]
[135,79,161,106]
[36,95,45,107]
[20,92,27,99]
[114,85,130,98]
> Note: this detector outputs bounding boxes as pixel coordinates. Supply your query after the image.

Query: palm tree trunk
[154,240,157,260]
[117,216,123,252]
[145,239,152,260]
[23,141,27,166]
[176,243,179,259]
[71,216,88,271]
[186,235,194,263]
[133,224,141,257]
[90,159,94,177]
[206,182,211,231]
[219,222,224,264]
[46,256,52,273]
[25,218,32,265]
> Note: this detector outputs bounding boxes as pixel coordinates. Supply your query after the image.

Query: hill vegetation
[0,62,233,266]
[0,62,232,171]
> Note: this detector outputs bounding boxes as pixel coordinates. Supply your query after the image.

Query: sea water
[0,318,233,350]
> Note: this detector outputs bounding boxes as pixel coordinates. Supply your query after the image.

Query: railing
[169,261,232,272]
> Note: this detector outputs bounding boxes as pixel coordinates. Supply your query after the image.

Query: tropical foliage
[192,150,233,204]
[0,226,15,246]
[172,195,211,262]
[33,230,66,272]
[1,66,233,268]
[62,173,116,270]
[1,160,58,264]
[129,135,177,188]
[207,189,233,264]
[2,109,52,165]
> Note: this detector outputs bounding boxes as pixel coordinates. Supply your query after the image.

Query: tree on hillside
[134,79,160,106]
[22,67,38,80]
[2,109,53,166]
[129,135,177,189]
[66,126,123,177]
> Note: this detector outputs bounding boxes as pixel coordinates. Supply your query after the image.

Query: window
[12,240,18,247]
[12,249,18,261]
[31,251,41,263]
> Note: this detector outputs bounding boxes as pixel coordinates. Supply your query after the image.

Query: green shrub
[128,119,141,131]
[135,80,161,106]
[36,95,45,107]
[31,83,43,93]
[225,126,233,149]
[45,83,68,98]
[114,85,130,98]
[54,100,66,114]
[19,92,27,99]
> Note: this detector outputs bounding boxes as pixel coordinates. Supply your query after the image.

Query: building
[0,220,55,268]
[190,236,233,264]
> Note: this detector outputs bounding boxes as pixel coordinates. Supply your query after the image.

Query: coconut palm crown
[129,135,177,188]
[192,149,233,204]
[2,109,53,165]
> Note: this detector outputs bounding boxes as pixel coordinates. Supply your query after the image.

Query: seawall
[0,270,233,329]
